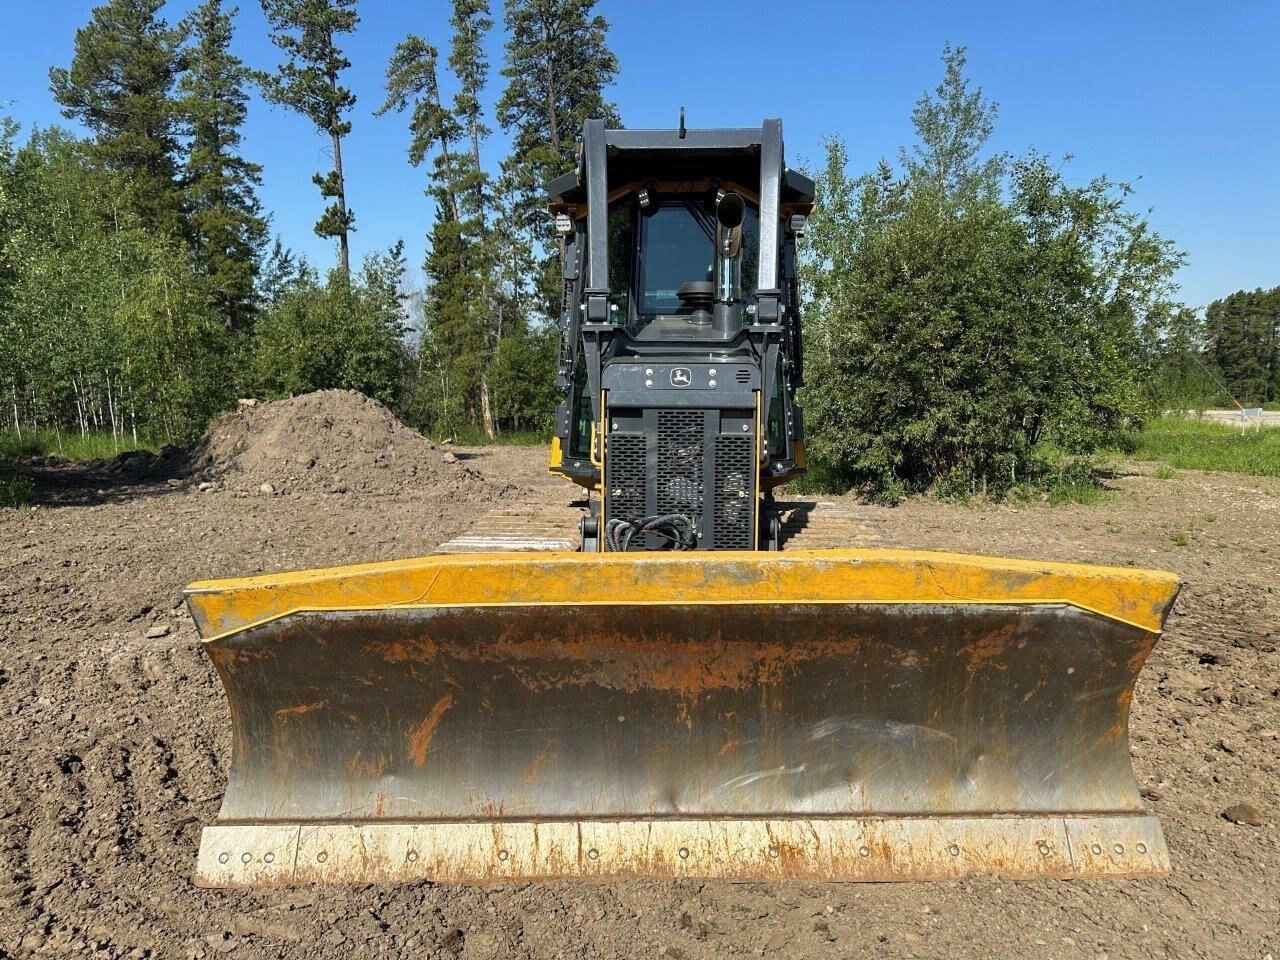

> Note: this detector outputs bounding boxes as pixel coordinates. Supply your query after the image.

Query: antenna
[678,106,686,139]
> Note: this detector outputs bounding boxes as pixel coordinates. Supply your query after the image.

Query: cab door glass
[608,203,633,326]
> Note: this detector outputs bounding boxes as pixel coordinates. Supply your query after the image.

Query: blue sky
[3,0,1278,308]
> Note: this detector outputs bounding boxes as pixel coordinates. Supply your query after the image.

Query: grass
[1135,416,1280,477]
[1006,456,1110,506]
[0,474,34,509]
[0,429,159,461]
[422,425,552,447]
[0,429,160,509]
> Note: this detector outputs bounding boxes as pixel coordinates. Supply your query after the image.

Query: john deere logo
[670,367,692,386]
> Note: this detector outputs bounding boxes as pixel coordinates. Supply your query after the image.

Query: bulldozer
[184,119,1180,886]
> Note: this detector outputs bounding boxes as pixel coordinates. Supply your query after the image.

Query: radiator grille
[656,411,705,518]
[605,409,756,550]
[713,435,755,549]
[606,433,646,524]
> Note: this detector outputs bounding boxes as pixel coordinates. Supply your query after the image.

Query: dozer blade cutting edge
[184,549,1179,886]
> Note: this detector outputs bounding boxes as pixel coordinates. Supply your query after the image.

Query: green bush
[1007,457,1107,506]
[489,326,559,437]
[800,46,1182,501]
[251,249,409,406]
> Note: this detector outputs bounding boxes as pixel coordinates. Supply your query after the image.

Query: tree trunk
[332,130,350,273]
[106,371,119,447]
[480,374,495,440]
[543,20,565,279]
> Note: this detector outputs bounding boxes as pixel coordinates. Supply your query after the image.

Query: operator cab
[548,120,814,527]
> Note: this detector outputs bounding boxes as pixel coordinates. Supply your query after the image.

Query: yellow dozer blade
[184,550,1179,886]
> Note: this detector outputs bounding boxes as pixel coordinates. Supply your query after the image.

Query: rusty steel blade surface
[184,550,1179,885]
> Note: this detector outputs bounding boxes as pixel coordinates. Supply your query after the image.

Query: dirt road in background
[2,438,1277,959]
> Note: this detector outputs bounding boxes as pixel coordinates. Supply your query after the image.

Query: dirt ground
[1,440,1277,960]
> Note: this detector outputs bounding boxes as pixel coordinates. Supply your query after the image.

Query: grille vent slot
[656,410,705,518]
[606,409,756,550]
[735,369,751,384]
[713,435,755,549]
[606,433,646,524]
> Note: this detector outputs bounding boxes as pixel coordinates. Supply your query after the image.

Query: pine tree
[179,0,268,330]
[259,0,358,272]
[378,35,462,221]
[448,1,498,435]
[497,0,620,307]
[450,0,493,226]
[379,29,489,435]
[1147,306,1220,409]
[1206,287,1280,404]
[497,0,620,180]
[382,1,590,437]
[49,0,186,234]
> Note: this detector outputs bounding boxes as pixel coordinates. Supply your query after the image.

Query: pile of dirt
[190,390,495,497]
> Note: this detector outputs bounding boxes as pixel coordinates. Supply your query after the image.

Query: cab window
[626,196,759,331]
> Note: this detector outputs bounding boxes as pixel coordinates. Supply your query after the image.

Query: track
[432,501,584,553]
[775,498,896,549]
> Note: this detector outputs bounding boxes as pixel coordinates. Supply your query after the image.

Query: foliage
[1136,416,1280,477]
[259,0,358,270]
[1142,306,1227,410]
[497,0,620,183]
[49,0,186,236]
[1005,457,1108,506]
[800,45,1184,499]
[490,324,560,434]
[1,126,231,442]
[380,19,491,437]
[179,0,269,330]
[4,0,625,454]
[380,1,565,441]
[251,246,409,405]
[1204,286,1280,405]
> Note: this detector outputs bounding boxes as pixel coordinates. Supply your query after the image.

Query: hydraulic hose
[604,515,697,552]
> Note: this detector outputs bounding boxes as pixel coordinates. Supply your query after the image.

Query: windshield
[630,197,760,327]
[638,202,714,315]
